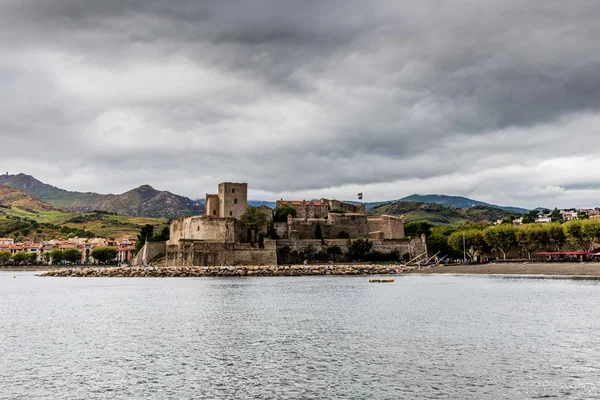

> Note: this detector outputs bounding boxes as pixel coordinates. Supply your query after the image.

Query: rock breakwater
[40,264,419,278]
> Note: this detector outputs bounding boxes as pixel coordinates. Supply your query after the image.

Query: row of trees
[0,246,119,265]
[434,219,600,261]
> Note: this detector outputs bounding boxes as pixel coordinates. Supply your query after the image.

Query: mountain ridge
[0,174,204,218]
[0,185,57,212]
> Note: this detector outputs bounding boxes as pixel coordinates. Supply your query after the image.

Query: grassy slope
[368,201,513,225]
[0,206,168,239]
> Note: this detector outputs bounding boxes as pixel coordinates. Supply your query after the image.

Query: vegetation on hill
[397,194,528,214]
[0,208,168,242]
[368,201,515,225]
[0,185,57,212]
[0,174,204,218]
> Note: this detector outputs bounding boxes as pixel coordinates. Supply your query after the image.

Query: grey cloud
[1,1,600,207]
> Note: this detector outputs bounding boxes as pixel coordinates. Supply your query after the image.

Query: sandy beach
[415,262,600,276]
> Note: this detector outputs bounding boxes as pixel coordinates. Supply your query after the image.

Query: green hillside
[0,206,168,241]
[368,201,515,225]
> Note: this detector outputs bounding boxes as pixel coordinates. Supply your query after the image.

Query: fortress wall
[132,241,166,265]
[288,213,369,239]
[165,239,276,266]
[371,237,427,261]
[273,222,288,238]
[169,217,237,244]
[367,215,405,239]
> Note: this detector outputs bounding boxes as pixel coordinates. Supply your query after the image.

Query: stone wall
[288,213,370,239]
[367,215,405,239]
[132,241,166,265]
[273,222,288,239]
[166,239,277,266]
[276,236,427,262]
[168,216,242,245]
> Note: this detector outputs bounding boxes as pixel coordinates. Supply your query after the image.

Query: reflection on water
[1,272,600,399]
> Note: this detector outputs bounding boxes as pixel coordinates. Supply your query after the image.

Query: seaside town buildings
[155,182,427,267]
[0,236,136,264]
[498,208,600,225]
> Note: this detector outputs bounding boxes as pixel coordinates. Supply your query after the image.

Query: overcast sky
[1,1,599,208]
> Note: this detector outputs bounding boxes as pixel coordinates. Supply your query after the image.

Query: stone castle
[163,182,427,266]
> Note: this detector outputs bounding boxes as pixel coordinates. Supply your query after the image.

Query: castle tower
[218,182,248,219]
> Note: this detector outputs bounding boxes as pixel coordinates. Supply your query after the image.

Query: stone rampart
[166,239,277,266]
[168,216,243,245]
[288,213,369,239]
[132,241,166,265]
[367,214,405,239]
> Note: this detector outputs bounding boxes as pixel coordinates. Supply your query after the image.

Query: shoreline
[411,262,600,276]
[31,262,600,278]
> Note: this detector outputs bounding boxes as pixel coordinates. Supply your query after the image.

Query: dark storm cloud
[1,0,600,207]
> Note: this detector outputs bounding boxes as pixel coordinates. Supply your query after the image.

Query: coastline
[31,262,600,278]
[411,262,600,276]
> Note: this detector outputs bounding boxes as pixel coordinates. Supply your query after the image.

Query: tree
[326,245,343,261]
[267,221,278,239]
[240,207,269,243]
[522,210,540,224]
[426,230,460,260]
[547,223,566,251]
[483,224,517,260]
[273,205,297,222]
[346,238,373,261]
[516,224,548,259]
[63,248,82,264]
[0,251,11,264]
[11,252,28,264]
[42,252,51,263]
[578,211,590,220]
[151,226,170,242]
[27,252,38,263]
[550,208,563,223]
[315,223,323,242]
[50,249,64,264]
[135,224,155,254]
[448,230,486,261]
[564,219,600,251]
[91,246,118,264]
[404,221,433,237]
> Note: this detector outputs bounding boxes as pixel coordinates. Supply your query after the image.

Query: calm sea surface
[1,271,600,399]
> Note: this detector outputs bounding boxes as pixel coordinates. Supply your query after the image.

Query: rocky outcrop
[40,264,422,278]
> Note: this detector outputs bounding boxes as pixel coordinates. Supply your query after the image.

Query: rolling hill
[0,185,57,212]
[395,194,528,214]
[0,174,204,218]
[368,201,516,225]
[0,186,169,240]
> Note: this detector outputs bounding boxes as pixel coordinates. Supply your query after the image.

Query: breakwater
[40,264,419,278]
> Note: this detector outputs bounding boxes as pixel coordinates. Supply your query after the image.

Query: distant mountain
[369,201,515,225]
[0,185,57,212]
[0,174,204,218]
[396,194,528,214]
[72,185,205,218]
[196,199,278,209]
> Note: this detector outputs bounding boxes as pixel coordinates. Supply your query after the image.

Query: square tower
[218,182,248,219]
